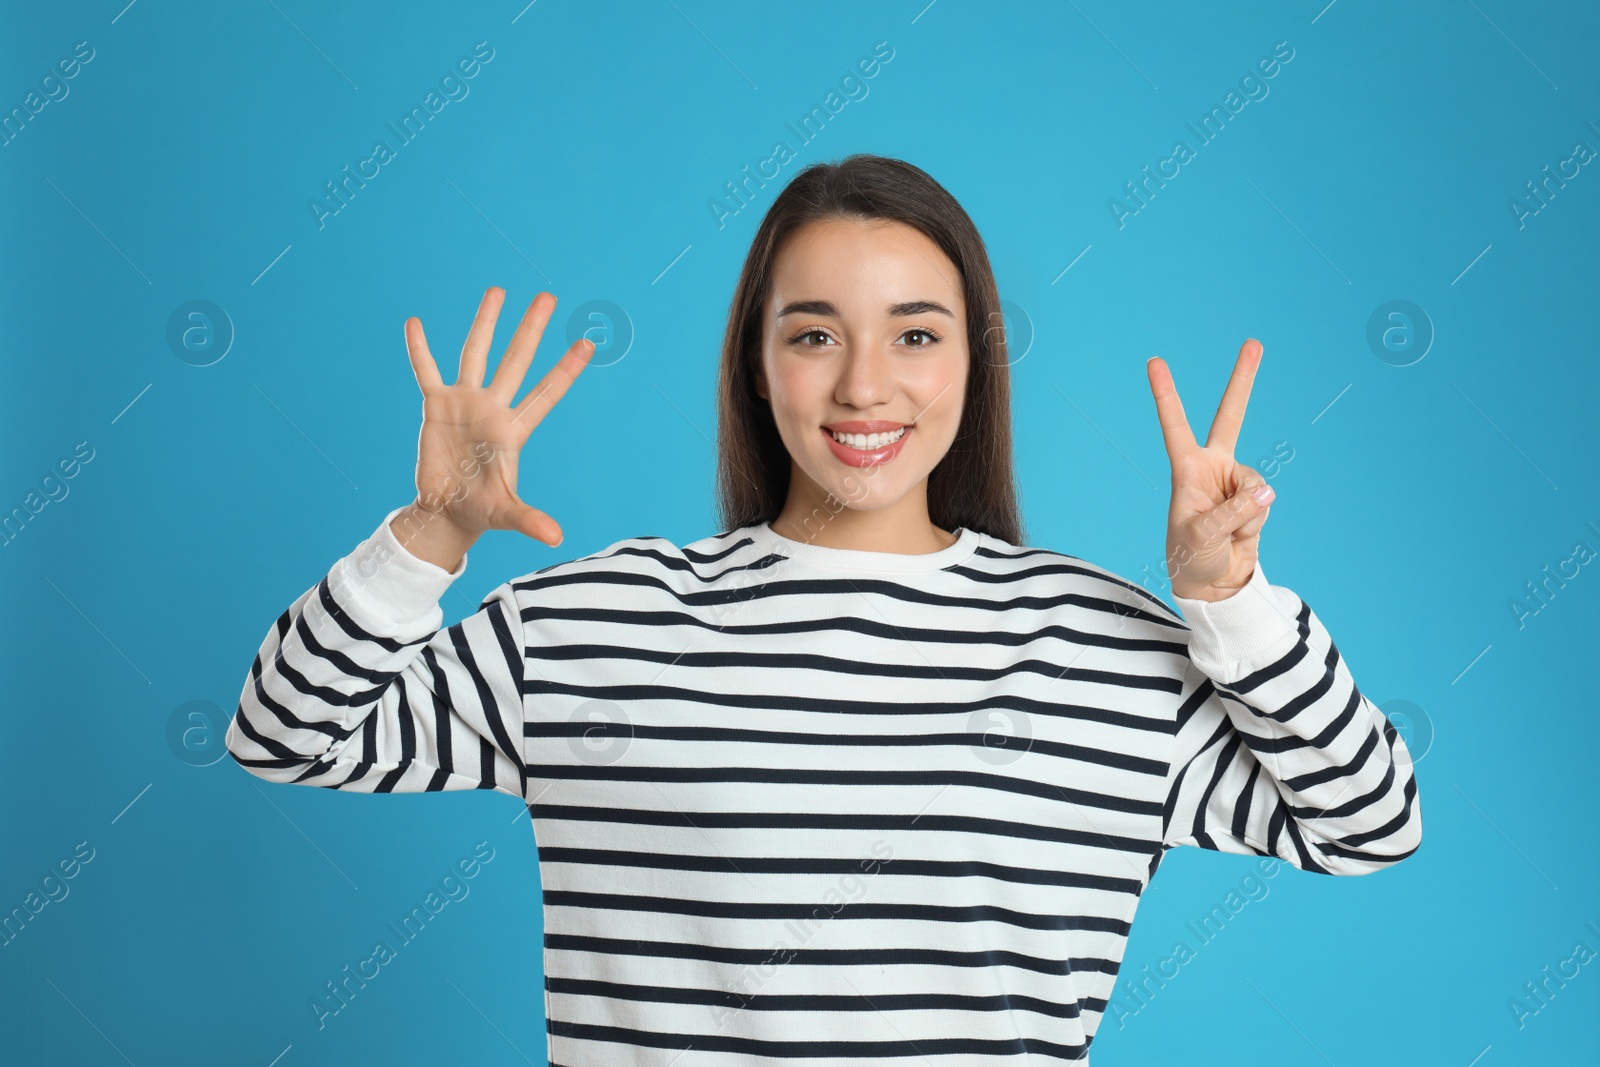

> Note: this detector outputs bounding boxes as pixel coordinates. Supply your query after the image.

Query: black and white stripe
[229,508,1421,1063]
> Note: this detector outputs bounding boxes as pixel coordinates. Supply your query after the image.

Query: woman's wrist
[388,502,478,573]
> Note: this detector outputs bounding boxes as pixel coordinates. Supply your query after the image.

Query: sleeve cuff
[1172,560,1301,672]
[326,506,468,633]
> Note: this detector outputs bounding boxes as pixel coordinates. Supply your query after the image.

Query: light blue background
[3,1,1597,1064]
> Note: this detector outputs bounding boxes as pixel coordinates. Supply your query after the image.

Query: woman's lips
[821,425,912,467]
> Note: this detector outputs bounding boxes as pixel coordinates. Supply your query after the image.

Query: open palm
[1146,339,1276,602]
[404,286,594,547]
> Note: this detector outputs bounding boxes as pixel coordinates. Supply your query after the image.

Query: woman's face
[755,217,969,516]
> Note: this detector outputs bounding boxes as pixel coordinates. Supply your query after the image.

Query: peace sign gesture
[1146,339,1276,603]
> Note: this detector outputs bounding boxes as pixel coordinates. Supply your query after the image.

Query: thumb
[509,500,563,548]
[1195,475,1274,545]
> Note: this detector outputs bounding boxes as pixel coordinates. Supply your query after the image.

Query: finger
[1192,469,1275,546]
[511,335,596,433]
[1232,466,1273,538]
[1146,356,1197,464]
[1235,500,1271,540]
[507,498,563,548]
[1205,338,1263,454]
[487,292,556,406]
[404,316,444,394]
[1233,461,1266,495]
[458,286,507,388]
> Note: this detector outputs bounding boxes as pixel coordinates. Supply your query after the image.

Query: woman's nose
[834,344,896,406]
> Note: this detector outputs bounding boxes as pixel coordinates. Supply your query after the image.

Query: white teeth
[829,426,907,449]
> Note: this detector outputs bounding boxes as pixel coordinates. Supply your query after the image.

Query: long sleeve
[226,506,529,799]
[1159,560,1421,875]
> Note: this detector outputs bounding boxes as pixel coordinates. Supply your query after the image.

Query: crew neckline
[745,521,981,574]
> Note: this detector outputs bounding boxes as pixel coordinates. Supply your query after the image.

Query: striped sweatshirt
[227,506,1422,1064]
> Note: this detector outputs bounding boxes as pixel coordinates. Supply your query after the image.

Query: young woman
[228,154,1421,1063]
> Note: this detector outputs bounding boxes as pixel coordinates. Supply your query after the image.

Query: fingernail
[1251,484,1274,505]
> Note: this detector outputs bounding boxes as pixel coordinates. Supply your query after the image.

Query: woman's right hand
[394,287,594,567]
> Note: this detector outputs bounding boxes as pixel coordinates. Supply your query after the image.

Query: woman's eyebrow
[775,299,956,318]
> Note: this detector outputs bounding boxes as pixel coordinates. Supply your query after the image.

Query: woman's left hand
[1146,338,1276,603]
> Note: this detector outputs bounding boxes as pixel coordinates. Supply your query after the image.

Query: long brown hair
[714,153,1027,548]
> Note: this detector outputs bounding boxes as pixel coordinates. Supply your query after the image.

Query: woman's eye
[787,328,941,348]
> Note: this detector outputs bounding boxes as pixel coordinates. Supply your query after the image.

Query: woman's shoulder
[504,525,771,585]
[976,537,1182,624]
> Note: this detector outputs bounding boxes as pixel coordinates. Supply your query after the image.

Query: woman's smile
[820,418,914,466]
